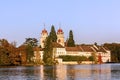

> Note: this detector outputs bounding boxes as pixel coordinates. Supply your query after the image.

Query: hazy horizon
[0,0,120,46]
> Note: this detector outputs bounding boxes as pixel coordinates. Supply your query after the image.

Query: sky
[0,0,120,46]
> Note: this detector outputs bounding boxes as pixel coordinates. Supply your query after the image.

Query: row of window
[57,52,65,55]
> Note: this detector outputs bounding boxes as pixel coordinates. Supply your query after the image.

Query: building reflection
[34,65,44,80]
[37,65,67,80]
[71,64,111,80]
[37,64,111,80]
[0,64,113,80]
[57,64,111,80]
[55,64,67,80]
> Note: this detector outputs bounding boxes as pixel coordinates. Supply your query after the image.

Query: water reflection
[111,64,120,80]
[43,65,56,80]
[66,64,111,80]
[0,64,120,80]
[56,65,67,80]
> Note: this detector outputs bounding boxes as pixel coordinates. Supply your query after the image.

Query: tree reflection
[43,65,56,80]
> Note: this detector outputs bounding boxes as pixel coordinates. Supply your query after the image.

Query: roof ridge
[79,46,84,52]
[91,46,97,52]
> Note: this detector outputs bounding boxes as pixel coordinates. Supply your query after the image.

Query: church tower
[57,28,65,47]
[40,28,48,48]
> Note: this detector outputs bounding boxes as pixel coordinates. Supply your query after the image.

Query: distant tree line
[0,38,38,66]
[104,43,120,62]
[0,39,19,66]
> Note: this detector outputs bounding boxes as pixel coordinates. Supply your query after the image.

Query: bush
[59,55,88,61]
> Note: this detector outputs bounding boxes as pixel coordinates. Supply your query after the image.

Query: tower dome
[42,28,48,34]
[57,28,63,34]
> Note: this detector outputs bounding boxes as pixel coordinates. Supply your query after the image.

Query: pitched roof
[66,45,96,52]
[97,47,107,52]
[80,45,95,52]
[77,45,110,53]
[66,47,83,51]
[103,47,109,51]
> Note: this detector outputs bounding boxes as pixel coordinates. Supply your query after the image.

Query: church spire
[59,23,61,29]
[44,23,46,29]
[40,23,48,48]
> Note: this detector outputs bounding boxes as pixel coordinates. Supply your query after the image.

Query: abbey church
[34,28,111,64]
[40,28,64,48]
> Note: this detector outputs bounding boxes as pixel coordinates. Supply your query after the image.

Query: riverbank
[61,61,93,65]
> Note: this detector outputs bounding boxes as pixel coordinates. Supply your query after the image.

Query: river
[0,64,120,80]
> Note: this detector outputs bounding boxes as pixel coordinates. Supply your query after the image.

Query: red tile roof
[80,45,94,52]
[66,47,83,51]
[52,42,64,48]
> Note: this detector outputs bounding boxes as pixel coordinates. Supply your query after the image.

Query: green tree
[43,36,54,65]
[24,38,38,47]
[67,30,75,47]
[49,25,57,42]
[88,56,94,61]
[92,53,97,64]
[59,55,87,62]
[26,44,34,63]
[22,38,38,63]
[94,42,98,46]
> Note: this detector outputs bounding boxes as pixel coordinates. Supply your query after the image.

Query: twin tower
[40,28,65,48]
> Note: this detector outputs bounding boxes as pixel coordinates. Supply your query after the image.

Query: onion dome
[42,28,48,34]
[57,28,63,34]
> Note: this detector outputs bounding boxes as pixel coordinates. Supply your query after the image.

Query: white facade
[57,28,65,47]
[97,51,111,62]
[34,46,111,63]
[53,48,66,57]
[34,50,44,60]
[37,28,111,64]
[66,51,92,57]
[40,29,48,48]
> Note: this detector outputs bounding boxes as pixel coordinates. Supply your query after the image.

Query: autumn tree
[17,45,27,64]
[23,38,38,63]
[67,30,75,47]
[0,39,19,65]
[0,46,10,65]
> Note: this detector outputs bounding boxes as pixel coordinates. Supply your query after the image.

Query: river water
[0,64,120,80]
